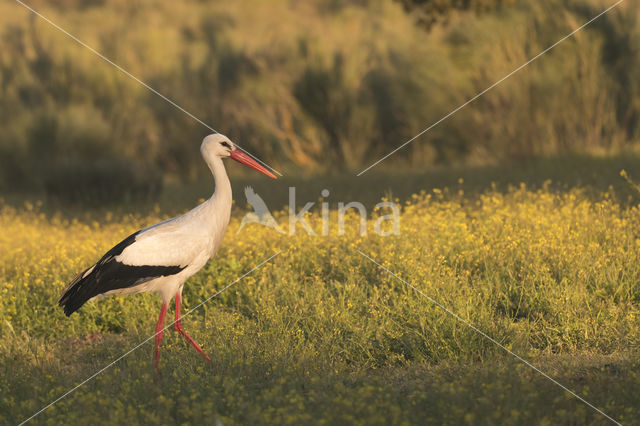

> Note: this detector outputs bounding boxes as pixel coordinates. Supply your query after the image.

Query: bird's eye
[220,141,231,149]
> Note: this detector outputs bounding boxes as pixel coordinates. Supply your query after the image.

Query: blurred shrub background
[0,0,638,198]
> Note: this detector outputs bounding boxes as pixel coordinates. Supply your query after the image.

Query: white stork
[58,134,276,369]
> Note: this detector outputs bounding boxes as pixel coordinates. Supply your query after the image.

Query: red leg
[174,294,211,361]
[154,301,168,370]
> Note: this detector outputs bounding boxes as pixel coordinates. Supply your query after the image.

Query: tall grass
[0,0,638,197]
[1,180,639,423]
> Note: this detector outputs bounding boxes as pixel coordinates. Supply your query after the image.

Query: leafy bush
[0,0,638,196]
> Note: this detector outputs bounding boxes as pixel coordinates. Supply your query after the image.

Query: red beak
[230,147,277,179]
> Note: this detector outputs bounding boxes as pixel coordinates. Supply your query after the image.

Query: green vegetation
[1,163,640,424]
[2,0,640,424]
[1,0,639,198]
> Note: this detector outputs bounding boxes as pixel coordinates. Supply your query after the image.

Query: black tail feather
[58,267,93,316]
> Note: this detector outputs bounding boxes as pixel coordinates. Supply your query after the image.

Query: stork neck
[198,154,232,256]
[206,156,232,205]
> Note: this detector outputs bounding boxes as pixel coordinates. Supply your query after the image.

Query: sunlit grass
[1,180,639,424]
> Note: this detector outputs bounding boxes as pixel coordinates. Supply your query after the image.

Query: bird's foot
[175,324,211,361]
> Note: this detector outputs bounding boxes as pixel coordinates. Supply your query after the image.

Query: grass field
[2,157,640,425]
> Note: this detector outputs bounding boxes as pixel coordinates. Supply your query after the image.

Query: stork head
[201,134,276,178]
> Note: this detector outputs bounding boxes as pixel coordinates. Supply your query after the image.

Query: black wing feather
[58,231,185,316]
